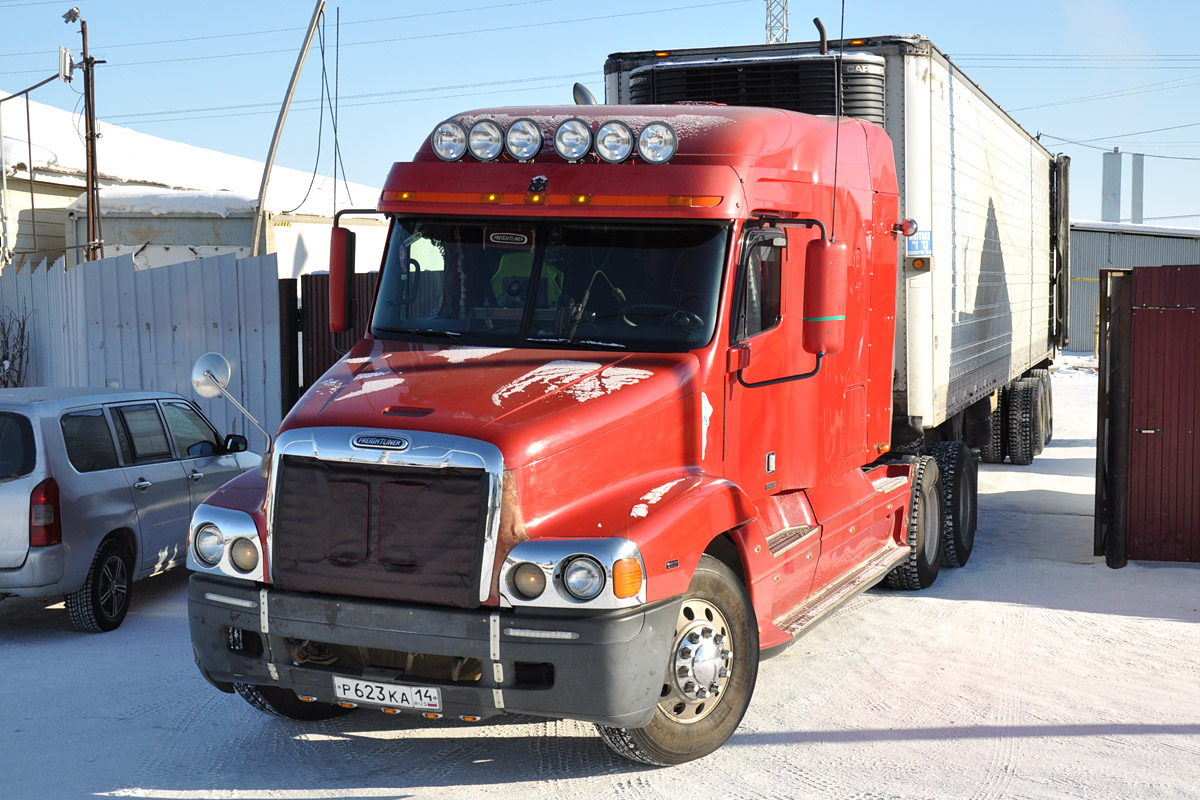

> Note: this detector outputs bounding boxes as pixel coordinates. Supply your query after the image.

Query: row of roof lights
[431,118,680,165]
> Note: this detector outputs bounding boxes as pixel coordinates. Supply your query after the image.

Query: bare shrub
[0,301,31,388]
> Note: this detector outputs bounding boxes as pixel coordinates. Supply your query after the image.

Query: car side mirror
[224,434,249,454]
[802,238,850,356]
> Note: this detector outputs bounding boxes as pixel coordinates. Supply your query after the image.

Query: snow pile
[66,185,256,217]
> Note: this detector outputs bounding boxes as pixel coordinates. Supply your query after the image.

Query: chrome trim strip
[265,427,504,604]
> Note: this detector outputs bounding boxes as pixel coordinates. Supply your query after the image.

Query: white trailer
[605,33,1070,463]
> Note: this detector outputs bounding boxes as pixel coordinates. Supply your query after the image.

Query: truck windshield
[370,219,729,352]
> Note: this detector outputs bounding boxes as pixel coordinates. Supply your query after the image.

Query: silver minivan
[0,388,260,632]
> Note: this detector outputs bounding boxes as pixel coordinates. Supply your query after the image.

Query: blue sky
[3,0,1199,224]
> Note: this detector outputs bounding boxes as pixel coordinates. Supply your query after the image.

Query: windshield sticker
[630,478,686,518]
[487,229,534,250]
[430,347,512,364]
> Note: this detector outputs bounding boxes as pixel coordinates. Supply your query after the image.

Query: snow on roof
[1071,219,1200,239]
[66,184,256,217]
[1,90,378,217]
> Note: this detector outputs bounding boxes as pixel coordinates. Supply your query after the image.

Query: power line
[1040,133,1200,161]
[1010,73,1200,112]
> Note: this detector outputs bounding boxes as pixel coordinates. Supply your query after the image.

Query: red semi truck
[186,35,1066,764]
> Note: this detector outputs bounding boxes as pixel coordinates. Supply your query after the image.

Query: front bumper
[188,574,680,727]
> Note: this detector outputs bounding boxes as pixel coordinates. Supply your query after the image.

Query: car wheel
[886,456,943,590]
[931,441,978,568]
[66,538,133,633]
[595,555,758,765]
[234,683,355,721]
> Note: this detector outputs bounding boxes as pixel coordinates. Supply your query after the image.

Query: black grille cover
[272,455,490,608]
[628,54,885,127]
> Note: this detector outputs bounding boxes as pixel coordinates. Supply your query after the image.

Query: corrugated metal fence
[1070,224,1200,352]
[0,253,281,453]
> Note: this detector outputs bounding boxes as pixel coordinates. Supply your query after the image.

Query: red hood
[282,340,700,468]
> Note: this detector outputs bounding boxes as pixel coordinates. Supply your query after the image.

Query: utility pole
[766,0,788,44]
[64,7,103,261]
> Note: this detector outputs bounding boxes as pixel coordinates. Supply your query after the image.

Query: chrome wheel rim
[98,554,129,620]
[922,486,940,563]
[659,598,733,724]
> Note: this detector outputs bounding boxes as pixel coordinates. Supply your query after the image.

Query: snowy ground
[3,357,1198,799]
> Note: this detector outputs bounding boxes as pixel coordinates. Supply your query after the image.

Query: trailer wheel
[66,538,133,633]
[886,456,942,590]
[595,555,758,765]
[1007,378,1042,466]
[1032,368,1053,446]
[930,441,978,568]
[234,683,355,721]
[979,387,1007,464]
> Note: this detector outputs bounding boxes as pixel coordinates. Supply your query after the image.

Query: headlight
[229,537,259,573]
[505,118,543,160]
[431,120,467,161]
[554,119,592,161]
[468,120,504,162]
[511,562,546,598]
[562,556,605,600]
[637,121,678,164]
[595,121,634,163]
[194,525,225,566]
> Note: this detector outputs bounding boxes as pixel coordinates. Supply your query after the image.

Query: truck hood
[282,340,701,468]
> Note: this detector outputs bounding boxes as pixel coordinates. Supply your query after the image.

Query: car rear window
[0,412,35,479]
[60,408,120,473]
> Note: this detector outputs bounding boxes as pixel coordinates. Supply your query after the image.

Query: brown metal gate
[1096,265,1200,567]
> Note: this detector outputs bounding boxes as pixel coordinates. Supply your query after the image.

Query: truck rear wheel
[1007,378,1042,466]
[930,441,978,568]
[979,388,1006,464]
[1031,368,1053,446]
[886,456,943,590]
[234,683,355,721]
[595,555,758,765]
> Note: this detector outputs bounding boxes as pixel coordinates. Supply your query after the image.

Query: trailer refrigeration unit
[185,32,1068,765]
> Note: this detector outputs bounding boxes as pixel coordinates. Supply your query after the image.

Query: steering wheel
[621,303,704,332]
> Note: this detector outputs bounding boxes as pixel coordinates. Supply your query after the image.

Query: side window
[60,409,120,473]
[0,412,34,479]
[163,402,221,458]
[114,404,172,463]
[735,242,782,341]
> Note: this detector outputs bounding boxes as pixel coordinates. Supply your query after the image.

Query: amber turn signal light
[612,557,643,599]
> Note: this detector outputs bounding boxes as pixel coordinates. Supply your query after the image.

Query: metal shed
[1070,221,1200,351]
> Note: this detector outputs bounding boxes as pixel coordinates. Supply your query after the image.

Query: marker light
[612,557,643,599]
[505,118,543,160]
[637,121,678,164]
[229,537,259,573]
[194,524,224,566]
[431,121,467,161]
[468,120,504,162]
[512,562,547,599]
[554,119,592,161]
[595,120,634,163]
[894,218,919,237]
[562,556,605,600]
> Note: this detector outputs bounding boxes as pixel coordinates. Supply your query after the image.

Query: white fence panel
[0,254,281,453]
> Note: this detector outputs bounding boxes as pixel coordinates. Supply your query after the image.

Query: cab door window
[162,402,221,457]
[735,241,782,341]
[113,404,173,464]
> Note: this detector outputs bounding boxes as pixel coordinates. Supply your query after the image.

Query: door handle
[133,479,152,491]
[188,471,205,482]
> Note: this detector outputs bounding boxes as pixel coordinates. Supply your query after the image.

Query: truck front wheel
[234,683,355,721]
[595,555,758,765]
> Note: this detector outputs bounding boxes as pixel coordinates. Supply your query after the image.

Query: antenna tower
[766,0,789,44]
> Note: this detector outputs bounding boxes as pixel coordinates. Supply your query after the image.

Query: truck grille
[628,55,885,127]
[270,455,489,608]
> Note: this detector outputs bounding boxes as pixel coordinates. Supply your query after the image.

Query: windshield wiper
[526,336,627,351]
[375,327,462,340]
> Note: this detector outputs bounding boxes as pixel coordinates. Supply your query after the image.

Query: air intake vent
[627,53,885,127]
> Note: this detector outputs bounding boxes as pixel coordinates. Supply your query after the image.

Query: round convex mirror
[191,352,232,399]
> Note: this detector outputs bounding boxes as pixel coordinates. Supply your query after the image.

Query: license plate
[333,676,441,710]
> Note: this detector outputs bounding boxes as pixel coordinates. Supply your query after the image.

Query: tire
[979,387,1007,464]
[234,683,355,722]
[1032,368,1053,446]
[1007,379,1041,466]
[886,456,943,590]
[66,538,133,633]
[930,441,978,568]
[595,555,758,765]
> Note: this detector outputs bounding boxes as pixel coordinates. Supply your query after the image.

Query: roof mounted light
[554,118,592,161]
[468,119,504,162]
[505,118,543,161]
[637,121,678,164]
[431,120,467,162]
[595,120,634,164]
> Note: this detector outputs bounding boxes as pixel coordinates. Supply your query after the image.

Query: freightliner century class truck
[185,32,1069,765]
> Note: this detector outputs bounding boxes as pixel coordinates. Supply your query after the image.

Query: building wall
[2,176,80,267]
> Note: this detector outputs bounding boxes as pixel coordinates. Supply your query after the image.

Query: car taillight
[30,478,62,547]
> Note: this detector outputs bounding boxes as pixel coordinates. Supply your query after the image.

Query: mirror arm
[203,370,273,448]
[736,352,824,389]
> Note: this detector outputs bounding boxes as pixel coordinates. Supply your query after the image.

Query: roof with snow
[1,90,379,217]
